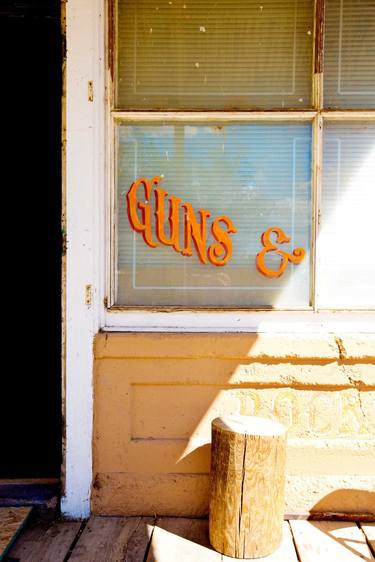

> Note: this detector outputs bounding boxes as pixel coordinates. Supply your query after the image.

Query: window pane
[116,122,312,307]
[324,0,375,108]
[318,122,375,308]
[116,0,314,110]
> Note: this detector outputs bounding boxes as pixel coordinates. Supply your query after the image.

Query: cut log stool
[209,415,287,559]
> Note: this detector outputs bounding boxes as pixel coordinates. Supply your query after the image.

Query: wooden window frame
[103,0,375,330]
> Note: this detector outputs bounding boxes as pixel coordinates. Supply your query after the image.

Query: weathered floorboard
[360,523,375,556]
[6,516,374,561]
[114,517,155,562]
[290,520,375,562]
[222,521,298,562]
[0,507,32,560]
[156,518,213,550]
[147,518,220,562]
[33,521,81,562]
[69,516,154,562]
[7,520,81,562]
[6,520,52,562]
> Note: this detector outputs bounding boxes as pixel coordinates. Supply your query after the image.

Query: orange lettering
[208,216,237,266]
[154,185,183,252]
[126,176,238,266]
[256,226,305,278]
[182,202,211,264]
[126,176,158,248]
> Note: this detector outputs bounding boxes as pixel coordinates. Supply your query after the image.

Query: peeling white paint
[62,0,104,519]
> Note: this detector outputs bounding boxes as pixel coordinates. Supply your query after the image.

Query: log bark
[209,415,287,559]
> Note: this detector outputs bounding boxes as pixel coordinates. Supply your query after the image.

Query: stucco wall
[92,333,375,516]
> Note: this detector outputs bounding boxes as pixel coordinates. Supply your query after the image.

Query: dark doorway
[0,1,61,477]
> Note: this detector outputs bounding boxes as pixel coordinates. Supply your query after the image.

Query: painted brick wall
[92,333,375,516]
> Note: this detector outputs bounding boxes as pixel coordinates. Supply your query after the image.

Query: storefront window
[319,121,375,308]
[111,0,375,311]
[116,122,312,306]
[324,0,375,108]
[117,0,314,110]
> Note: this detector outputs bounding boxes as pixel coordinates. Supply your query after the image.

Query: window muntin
[324,0,375,108]
[116,122,312,307]
[116,0,314,109]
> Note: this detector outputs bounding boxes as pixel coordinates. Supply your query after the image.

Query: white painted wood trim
[112,111,317,122]
[321,111,375,120]
[62,0,104,519]
[103,309,375,332]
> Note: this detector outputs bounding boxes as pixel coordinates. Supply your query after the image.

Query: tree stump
[209,415,287,559]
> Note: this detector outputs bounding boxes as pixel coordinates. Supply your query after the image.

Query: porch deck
[5,516,375,561]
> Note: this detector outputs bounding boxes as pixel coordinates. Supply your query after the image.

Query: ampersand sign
[256,226,305,278]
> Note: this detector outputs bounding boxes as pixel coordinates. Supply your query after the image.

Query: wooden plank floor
[3,516,375,561]
[0,508,32,561]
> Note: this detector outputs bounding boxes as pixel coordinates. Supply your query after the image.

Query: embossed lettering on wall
[234,389,372,436]
[131,384,374,440]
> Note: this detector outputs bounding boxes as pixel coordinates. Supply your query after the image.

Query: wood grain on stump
[209,415,287,559]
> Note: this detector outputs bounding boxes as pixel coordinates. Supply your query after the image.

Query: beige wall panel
[92,472,375,517]
[93,333,375,516]
[94,333,342,360]
[286,475,375,515]
[92,473,210,517]
[96,358,375,387]
[94,438,375,476]
[339,335,375,361]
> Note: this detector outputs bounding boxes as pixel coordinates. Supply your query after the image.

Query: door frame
[62,0,105,518]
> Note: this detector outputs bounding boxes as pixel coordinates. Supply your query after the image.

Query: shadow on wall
[311,489,375,517]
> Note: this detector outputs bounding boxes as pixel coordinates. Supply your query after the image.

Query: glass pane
[116,122,312,307]
[318,122,375,308]
[324,0,375,108]
[117,0,314,110]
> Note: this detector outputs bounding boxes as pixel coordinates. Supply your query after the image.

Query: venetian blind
[318,122,375,308]
[324,0,375,108]
[116,0,314,110]
[116,122,312,307]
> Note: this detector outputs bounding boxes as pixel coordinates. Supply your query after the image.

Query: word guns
[127,176,237,267]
